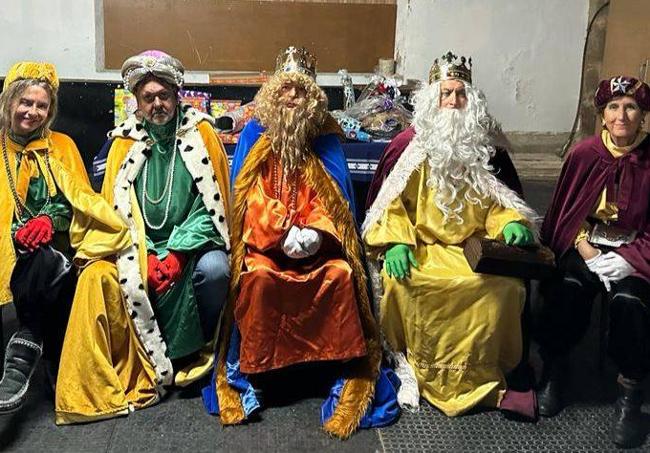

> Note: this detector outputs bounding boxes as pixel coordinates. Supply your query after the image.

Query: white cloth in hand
[281,225,310,259]
[298,227,322,255]
[594,252,635,282]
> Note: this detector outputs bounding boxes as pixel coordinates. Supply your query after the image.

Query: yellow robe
[364,165,526,416]
[56,112,231,424]
[0,132,130,305]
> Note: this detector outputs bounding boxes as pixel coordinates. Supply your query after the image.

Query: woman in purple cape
[535,76,650,449]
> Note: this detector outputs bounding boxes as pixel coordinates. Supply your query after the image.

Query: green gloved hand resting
[384,244,418,280]
[503,221,534,246]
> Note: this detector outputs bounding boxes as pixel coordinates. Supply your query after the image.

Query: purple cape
[541,134,650,281]
[365,127,524,210]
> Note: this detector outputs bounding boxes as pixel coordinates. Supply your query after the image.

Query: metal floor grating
[378,400,650,452]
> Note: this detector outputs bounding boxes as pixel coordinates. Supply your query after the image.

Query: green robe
[135,115,224,359]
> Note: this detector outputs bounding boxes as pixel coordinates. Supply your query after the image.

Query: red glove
[147,253,167,294]
[15,215,53,251]
[156,251,188,294]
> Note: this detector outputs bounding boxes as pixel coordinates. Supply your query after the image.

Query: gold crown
[429,51,472,84]
[275,46,317,79]
[3,61,59,91]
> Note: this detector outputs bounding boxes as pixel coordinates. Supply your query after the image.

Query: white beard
[414,100,499,224]
[362,80,540,237]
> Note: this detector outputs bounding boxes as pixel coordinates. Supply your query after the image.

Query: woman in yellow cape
[0,61,130,414]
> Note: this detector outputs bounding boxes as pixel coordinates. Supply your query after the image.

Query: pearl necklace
[141,145,177,230]
[143,146,176,205]
[143,114,180,205]
[141,116,179,230]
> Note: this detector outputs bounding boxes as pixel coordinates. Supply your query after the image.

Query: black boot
[0,328,43,414]
[612,377,645,449]
[537,354,566,417]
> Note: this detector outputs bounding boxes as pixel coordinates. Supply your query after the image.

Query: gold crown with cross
[275,46,317,79]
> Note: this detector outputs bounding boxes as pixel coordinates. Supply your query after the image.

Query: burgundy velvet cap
[594,76,650,110]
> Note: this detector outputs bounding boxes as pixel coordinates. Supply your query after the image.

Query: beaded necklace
[141,113,180,230]
[1,131,52,224]
[270,152,299,210]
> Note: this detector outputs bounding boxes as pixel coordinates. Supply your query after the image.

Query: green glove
[384,244,418,280]
[503,222,534,246]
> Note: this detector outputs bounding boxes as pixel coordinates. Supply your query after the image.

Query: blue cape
[203,119,399,429]
[230,119,356,214]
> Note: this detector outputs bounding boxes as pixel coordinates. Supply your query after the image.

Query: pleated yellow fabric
[56,117,231,422]
[55,260,159,424]
[365,165,526,416]
[0,131,138,422]
[0,132,130,305]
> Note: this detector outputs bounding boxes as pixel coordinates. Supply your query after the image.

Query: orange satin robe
[235,157,366,374]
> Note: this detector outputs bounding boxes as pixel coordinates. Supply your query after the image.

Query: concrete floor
[1,178,649,452]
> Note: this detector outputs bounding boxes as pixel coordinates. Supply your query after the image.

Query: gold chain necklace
[1,131,52,224]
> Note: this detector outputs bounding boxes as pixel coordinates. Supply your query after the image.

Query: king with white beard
[362,52,538,417]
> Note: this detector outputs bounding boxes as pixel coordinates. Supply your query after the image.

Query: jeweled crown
[275,46,317,79]
[429,51,472,84]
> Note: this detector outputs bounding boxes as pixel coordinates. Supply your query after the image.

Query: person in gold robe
[362,52,538,417]
[202,46,399,439]
[55,50,231,424]
[0,62,130,414]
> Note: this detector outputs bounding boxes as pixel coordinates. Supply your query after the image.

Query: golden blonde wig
[254,71,328,173]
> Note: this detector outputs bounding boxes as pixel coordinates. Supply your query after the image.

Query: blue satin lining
[320,366,401,428]
[202,325,261,417]
[203,323,401,430]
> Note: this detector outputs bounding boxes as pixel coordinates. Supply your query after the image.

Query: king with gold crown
[201,45,399,438]
[362,51,538,418]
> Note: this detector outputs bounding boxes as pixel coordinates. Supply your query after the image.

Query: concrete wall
[1,0,590,133]
[395,0,590,132]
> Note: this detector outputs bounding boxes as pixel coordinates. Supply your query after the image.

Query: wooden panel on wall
[597,0,650,133]
[103,0,396,73]
[601,0,650,81]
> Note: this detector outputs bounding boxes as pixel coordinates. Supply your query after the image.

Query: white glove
[585,251,612,291]
[595,252,635,282]
[281,225,310,259]
[584,251,604,272]
[298,227,322,256]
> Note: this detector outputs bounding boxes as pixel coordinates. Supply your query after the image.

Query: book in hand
[463,236,556,280]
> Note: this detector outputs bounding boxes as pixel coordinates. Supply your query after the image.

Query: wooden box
[463,236,556,280]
